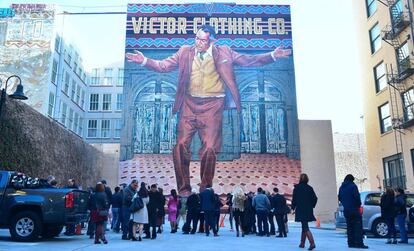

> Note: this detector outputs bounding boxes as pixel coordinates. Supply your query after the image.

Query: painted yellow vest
[188,54,225,97]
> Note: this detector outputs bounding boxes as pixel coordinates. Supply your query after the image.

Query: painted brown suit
[144,45,275,193]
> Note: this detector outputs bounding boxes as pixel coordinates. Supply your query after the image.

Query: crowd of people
[51,172,411,249]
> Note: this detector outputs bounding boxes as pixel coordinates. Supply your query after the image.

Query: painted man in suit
[126,25,291,195]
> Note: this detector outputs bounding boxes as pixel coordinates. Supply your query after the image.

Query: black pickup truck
[0,171,89,241]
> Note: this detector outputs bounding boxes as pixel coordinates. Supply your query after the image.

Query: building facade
[84,64,124,144]
[354,0,414,191]
[0,4,88,138]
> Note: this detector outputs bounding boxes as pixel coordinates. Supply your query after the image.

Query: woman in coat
[168,189,179,233]
[291,173,317,250]
[131,184,150,241]
[380,188,396,244]
[91,183,110,244]
[232,186,247,237]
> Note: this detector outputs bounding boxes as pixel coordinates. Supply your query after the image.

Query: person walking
[395,188,408,244]
[111,186,122,233]
[252,188,271,237]
[214,193,223,234]
[380,188,397,244]
[90,183,110,244]
[156,187,166,234]
[338,174,368,249]
[272,187,288,237]
[121,180,138,240]
[183,188,200,234]
[177,195,188,232]
[131,184,150,241]
[226,193,234,232]
[200,185,218,236]
[232,186,246,237]
[292,174,317,250]
[147,184,164,239]
[168,189,179,233]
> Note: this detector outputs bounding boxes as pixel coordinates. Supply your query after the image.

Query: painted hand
[126,50,145,64]
[272,46,292,59]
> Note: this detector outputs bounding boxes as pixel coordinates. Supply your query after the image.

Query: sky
[0,0,364,133]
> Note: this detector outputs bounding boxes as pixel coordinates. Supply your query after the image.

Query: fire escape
[380,0,414,189]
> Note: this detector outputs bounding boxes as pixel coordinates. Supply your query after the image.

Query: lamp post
[0,75,28,120]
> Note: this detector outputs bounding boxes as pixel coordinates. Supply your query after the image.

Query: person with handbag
[130,184,149,241]
[91,182,110,244]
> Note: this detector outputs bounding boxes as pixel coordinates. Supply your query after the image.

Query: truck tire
[372,218,388,238]
[9,211,42,242]
[42,225,63,238]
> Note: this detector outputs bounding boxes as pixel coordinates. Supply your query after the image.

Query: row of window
[87,119,122,138]
[89,93,123,111]
[378,89,414,133]
[47,93,84,136]
[90,68,124,86]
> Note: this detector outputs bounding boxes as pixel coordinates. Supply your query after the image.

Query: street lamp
[0,75,28,120]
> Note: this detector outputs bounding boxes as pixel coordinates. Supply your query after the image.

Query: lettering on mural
[131,17,287,35]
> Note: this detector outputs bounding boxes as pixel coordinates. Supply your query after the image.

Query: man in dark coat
[272,187,288,237]
[111,186,123,233]
[146,184,165,239]
[183,188,200,234]
[199,186,218,236]
[338,174,368,249]
[121,180,138,240]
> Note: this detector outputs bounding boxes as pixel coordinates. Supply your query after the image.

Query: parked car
[335,191,414,237]
[0,171,89,242]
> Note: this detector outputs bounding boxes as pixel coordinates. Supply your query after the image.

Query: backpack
[130,195,144,213]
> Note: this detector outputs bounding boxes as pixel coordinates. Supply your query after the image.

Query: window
[74,113,79,133]
[374,62,387,93]
[60,102,67,125]
[65,50,72,66]
[76,85,81,104]
[48,92,55,117]
[89,94,99,111]
[103,94,111,111]
[397,41,409,62]
[55,35,61,52]
[73,61,78,74]
[116,94,123,110]
[117,68,124,86]
[101,120,111,138]
[71,81,76,100]
[366,0,377,17]
[68,108,74,131]
[379,103,392,133]
[87,120,98,138]
[364,193,381,206]
[63,72,70,94]
[0,23,7,46]
[51,59,58,84]
[91,68,99,85]
[369,23,381,54]
[79,118,83,136]
[383,154,406,189]
[403,88,414,121]
[81,90,85,109]
[114,119,122,138]
[411,149,414,177]
[391,0,403,20]
[103,68,113,85]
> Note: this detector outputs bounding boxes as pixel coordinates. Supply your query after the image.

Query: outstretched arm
[231,45,292,67]
[126,49,180,73]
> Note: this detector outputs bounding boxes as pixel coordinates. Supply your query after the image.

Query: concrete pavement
[0,222,412,251]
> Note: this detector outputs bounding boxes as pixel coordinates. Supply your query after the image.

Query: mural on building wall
[121,3,301,196]
[0,4,54,112]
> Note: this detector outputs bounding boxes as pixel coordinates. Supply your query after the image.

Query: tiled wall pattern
[119,154,301,201]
